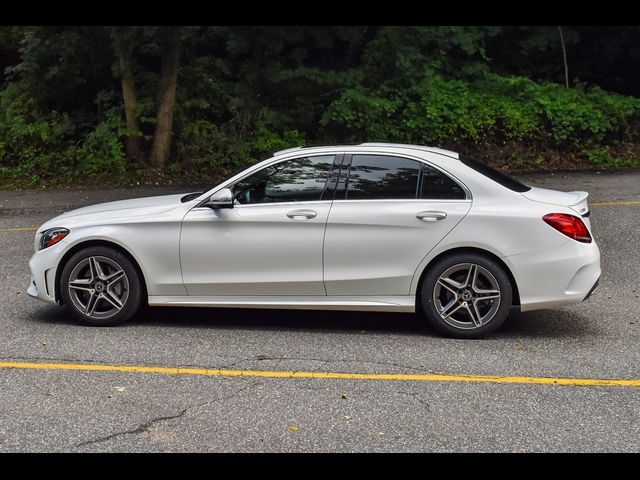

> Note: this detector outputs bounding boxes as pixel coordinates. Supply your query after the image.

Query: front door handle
[416,211,447,221]
[287,209,317,220]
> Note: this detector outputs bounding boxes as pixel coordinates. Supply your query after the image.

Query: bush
[0,83,128,185]
[176,120,249,178]
[321,68,640,167]
[78,109,126,175]
[2,58,640,187]
[175,115,305,179]
[0,82,77,183]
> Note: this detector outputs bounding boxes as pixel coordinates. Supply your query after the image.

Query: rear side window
[344,154,467,201]
[420,164,467,200]
[461,156,531,192]
[346,155,420,200]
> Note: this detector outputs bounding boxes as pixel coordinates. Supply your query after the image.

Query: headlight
[39,228,69,250]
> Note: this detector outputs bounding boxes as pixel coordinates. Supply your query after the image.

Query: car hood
[40,193,190,230]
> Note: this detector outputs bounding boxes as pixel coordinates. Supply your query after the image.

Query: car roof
[273,143,460,160]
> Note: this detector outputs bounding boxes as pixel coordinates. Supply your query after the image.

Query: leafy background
[1,26,639,188]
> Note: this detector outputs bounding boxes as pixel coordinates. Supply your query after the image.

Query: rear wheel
[59,246,143,326]
[420,253,513,338]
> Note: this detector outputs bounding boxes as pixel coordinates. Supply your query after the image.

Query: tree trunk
[151,35,180,167]
[558,26,569,89]
[118,45,141,162]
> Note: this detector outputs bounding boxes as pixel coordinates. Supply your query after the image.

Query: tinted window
[461,156,531,192]
[346,155,420,200]
[420,165,466,200]
[232,156,334,204]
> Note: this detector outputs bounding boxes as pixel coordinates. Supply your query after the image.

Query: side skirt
[148,295,416,313]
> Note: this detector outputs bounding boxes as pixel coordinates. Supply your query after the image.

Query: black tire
[420,252,513,339]
[59,246,143,326]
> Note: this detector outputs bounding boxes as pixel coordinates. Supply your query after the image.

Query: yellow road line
[591,201,640,206]
[0,227,37,232]
[0,361,638,388]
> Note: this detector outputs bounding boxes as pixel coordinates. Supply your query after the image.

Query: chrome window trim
[192,200,333,210]
[192,198,471,211]
[331,199,472,204]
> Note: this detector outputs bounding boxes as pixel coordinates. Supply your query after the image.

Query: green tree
[150,27,183,167]
[109,26,142,162]
[2,25,640,186]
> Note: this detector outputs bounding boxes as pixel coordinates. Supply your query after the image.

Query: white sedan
[27,143,601,338]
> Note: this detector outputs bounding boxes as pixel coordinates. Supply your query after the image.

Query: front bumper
[27,242,67,305]
[27,276,39,298]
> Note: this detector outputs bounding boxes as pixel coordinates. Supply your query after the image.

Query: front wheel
[420,253,513,338]
[59,246,143,326]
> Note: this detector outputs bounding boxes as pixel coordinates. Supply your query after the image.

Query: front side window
[232,155,334,205]
[345,155,420,200]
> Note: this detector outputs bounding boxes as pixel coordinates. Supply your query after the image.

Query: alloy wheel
[432,263,501,330]
[67,256,130,319]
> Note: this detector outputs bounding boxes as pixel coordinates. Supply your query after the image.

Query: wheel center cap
[95,282,104,292]
[461,290,472,301]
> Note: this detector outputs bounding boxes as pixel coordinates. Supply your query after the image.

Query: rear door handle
[416,211,447,221]
[287,209,317,220]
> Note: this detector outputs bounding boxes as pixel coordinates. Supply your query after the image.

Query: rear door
[323,154,472,295]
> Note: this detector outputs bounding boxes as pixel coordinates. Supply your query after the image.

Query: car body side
[28,145,600,313]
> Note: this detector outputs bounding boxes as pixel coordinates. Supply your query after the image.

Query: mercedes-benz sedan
[28,143,601,338]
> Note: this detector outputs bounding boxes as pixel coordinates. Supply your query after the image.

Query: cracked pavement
[0,170,639,452]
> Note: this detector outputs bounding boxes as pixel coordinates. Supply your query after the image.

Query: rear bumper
[583,277,600,301]
[506,239,601,312]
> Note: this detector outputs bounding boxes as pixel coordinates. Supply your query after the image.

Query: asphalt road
[0,170,638,452]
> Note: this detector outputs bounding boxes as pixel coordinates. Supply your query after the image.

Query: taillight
[542,213,592,243]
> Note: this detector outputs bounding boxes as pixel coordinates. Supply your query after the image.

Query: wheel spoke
[476,291,500,300]
[465,264,477,288]
[465,302,482,327]
[442,300,464,319]
[105,269,125,285]
[437,278,459,295]
[472,278,500,294]
[85,292,99,316]
[87,257,97,282]
[93,257,108,280]
[69,277,92,291]
[102,291,123,310]
[440,276,464,290]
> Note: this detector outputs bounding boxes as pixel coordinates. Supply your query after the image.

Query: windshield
[460,156,531,193]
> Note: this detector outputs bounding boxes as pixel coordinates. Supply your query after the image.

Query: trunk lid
[522,187,591,229]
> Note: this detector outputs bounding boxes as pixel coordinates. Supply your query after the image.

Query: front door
[180,155,336,296]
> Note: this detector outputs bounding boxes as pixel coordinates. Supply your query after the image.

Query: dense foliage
[0,26,639,187]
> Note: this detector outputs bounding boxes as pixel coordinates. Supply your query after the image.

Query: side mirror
[206,188,234,209]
